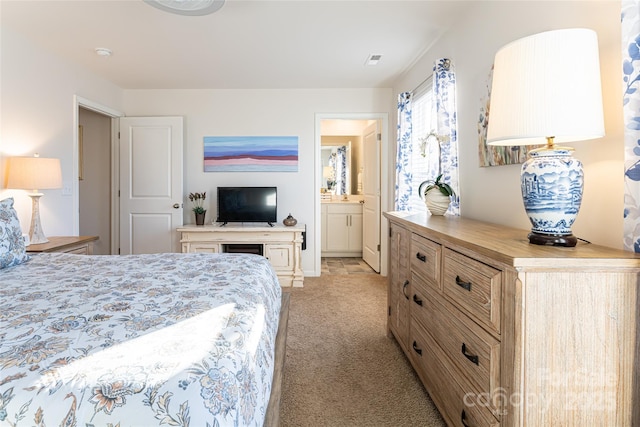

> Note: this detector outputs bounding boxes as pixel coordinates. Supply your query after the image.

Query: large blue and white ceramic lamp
[486,28,605,247]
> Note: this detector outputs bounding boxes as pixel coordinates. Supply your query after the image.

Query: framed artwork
[204,136,298,172]
[478,65,535,167]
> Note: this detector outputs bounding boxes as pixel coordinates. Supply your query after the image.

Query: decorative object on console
[418,173,455,216]
[6,154,62,244]
[188,192,207,225]
[486,28,605,246]
[283,213,297,226]
[203,136,299,172]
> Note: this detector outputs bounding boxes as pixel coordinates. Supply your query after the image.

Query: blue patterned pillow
[0,197,30,268]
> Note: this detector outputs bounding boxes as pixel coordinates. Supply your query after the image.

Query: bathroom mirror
[321,137,362,195]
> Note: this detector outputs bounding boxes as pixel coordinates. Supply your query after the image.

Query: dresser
[26,236,98,255]
[177,224,304,287]
[384,212,640,426]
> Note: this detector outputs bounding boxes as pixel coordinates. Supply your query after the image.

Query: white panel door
[362,121,381,272]
[119,117,183,254]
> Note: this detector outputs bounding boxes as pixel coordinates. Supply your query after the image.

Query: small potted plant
[418,174,455,215]
[189,192,207,225]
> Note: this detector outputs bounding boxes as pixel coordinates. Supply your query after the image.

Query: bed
[0,197,288,427]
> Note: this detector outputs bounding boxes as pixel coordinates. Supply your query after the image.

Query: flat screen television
[217,186,277,226]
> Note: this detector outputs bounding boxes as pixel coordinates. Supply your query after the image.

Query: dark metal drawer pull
[416,252,426,262]
[412,340,422,355]
[455,275,472,292]
[461,343,479,365]
[413,294,423,306]
[402,280,410,300]
[461,409,470,427]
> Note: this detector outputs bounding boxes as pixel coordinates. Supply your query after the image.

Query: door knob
[173,203,180,209]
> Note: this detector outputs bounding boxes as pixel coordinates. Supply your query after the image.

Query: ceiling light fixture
[365,54,382,66]
[95,48,112,57]
[144,0,225,16]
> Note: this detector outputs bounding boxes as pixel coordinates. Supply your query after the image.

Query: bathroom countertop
[321,198,364,204]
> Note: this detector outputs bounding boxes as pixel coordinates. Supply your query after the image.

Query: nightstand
[26,236,98,255]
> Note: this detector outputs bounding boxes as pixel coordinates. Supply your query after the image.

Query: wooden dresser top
[384,212,640,268]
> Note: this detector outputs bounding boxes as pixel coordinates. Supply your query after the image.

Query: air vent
[365,54,382,66]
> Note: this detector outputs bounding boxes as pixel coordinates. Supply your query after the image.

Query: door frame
[314,112,389,277]
[73,96,124,254]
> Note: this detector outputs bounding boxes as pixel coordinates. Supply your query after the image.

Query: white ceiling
[1,0,466,90]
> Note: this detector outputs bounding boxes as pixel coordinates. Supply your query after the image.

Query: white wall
[0,28,123,239]
[392,1,624,249]
[122,88,393,275]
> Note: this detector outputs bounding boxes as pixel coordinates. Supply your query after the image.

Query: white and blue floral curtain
[336,146,348,195]
[327,149,347,195]
[395,59,460,214]
[623,0,640,252]
[395,91,413,210]
[433,58,460,215]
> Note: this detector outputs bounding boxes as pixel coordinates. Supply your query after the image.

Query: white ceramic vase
[425,190,451,216]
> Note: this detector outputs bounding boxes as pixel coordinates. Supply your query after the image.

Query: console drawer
[443,248,502,335]
[410,233,441,288]
[411,285,501,416]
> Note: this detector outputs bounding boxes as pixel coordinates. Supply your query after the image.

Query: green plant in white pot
[418,174,455,215]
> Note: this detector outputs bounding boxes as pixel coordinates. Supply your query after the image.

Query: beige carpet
[279,271,445,427]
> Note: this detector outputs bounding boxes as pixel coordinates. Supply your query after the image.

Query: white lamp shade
[486,28,605,146]
[6,156,62,191]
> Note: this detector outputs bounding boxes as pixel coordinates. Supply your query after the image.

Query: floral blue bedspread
[0,252,282,427]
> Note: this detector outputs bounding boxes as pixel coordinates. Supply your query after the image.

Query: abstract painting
[204,136,298,172]
[478,65,535,167]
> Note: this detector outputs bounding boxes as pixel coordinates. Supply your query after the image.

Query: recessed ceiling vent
[95,48,112,57]
[144,0,225,16]
[365,54,382,66]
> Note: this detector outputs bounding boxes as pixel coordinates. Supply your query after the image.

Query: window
[408,79,434,213]
[396,59,459,215]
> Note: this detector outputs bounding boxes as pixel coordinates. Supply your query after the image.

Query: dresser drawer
[410,233,441,287]
[443,248,502,335]
[412,285,501,417]
[409,322,500,427]
[395,228,410,271]
[65,246,90,255]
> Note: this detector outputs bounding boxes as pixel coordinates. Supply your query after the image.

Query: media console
[177,223,304,287]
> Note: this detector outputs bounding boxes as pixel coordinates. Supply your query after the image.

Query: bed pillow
[0,197,30,268]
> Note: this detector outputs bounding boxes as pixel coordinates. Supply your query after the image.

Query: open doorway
[315,113,388,276]
[78,107,112,254]
[74,96,123,255]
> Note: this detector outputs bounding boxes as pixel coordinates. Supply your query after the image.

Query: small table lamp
[6,155,62,244]
[486,28,605,247]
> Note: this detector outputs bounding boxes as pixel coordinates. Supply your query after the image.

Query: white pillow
[0,197,30,268]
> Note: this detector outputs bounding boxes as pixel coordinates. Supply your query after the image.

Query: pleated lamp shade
[486,28,604,147]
